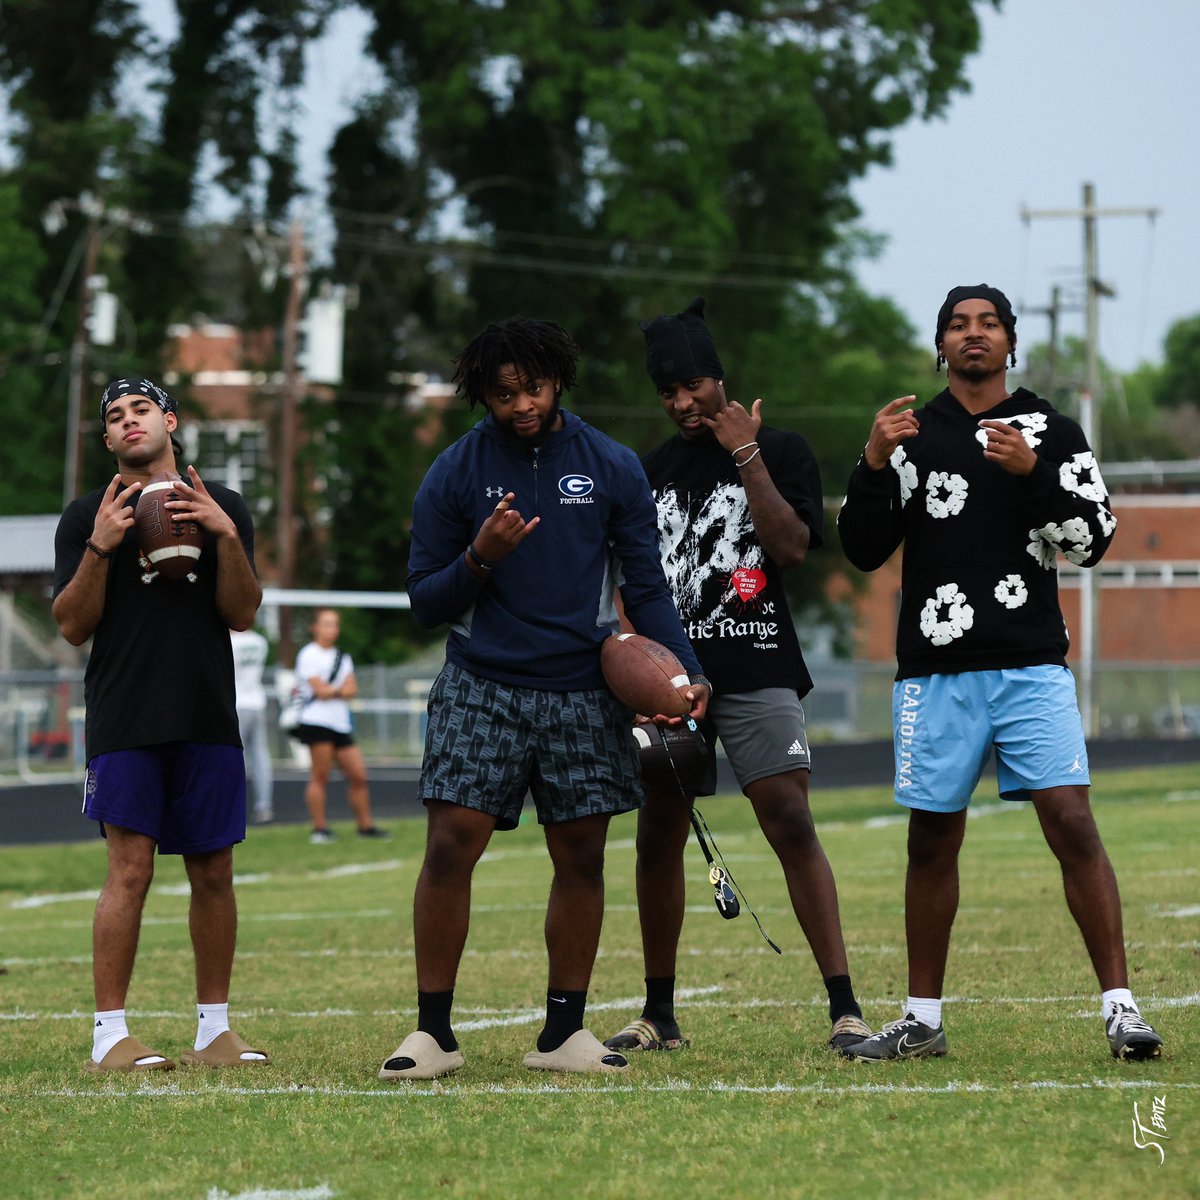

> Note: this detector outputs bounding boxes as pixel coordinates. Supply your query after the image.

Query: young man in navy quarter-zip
[379,318,710,1080]
[837,284,1164,1063]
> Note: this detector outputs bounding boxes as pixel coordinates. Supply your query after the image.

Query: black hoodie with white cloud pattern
[838,387,1115,680]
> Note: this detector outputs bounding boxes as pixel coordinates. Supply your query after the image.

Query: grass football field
[1,765,1196,1199]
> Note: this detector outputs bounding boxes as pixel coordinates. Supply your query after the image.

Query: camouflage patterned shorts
[418,661,643,830]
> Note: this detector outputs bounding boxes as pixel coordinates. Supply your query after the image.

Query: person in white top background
[292,608,387,843]
[230,626,274,824]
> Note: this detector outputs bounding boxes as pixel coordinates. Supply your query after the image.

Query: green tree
[1153,314,1200,410]
[1020,335,1184,462]
[123,0,339,351]
[0,0,336,508]
[351,0,997,423]
[311,0,997,656]
[0,181,52,513]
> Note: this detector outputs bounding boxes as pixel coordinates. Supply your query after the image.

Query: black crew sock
[641,976,677,1028]
[824,974,862,1023]
[536,989,586,1053]
[417,989,457,1053]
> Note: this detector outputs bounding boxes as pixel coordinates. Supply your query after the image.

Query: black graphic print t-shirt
[641,425,824,698]
[53,480,255,759]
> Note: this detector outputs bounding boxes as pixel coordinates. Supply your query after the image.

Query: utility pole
[46,193,154,506]
[63,221,102,506]
[277,220,307,666]
[1020,183,1160,736]
[1020,283,1072,394]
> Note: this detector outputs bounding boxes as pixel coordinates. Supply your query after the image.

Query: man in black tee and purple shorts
[53,376,269,1072]
[605,299,872,1055]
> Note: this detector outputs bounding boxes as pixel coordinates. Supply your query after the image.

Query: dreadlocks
[452,317,580,408]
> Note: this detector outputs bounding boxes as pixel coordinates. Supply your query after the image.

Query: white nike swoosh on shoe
[896,1032,940,1054]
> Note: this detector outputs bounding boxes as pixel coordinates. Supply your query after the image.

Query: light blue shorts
[892,665,1089,812]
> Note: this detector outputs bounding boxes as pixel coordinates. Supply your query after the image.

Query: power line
[331,229,808,290]
[327,206,826,270]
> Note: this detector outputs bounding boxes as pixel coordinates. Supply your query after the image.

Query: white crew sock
[906,996,943,1029]
[195,1001,231,1051]
[1102,988,1136,1021]
[92,1008,130,1062]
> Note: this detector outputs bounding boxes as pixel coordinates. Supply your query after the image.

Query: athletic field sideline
[2,765,1195,1200]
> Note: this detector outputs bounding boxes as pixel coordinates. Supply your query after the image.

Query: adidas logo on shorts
[787,739,806,757]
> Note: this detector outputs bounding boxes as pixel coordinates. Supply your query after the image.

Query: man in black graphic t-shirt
[604,299,872,1056]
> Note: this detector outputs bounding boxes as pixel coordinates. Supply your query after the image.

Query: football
[631,720,711,794]
[134,471,203,581]
[600,632,691,717]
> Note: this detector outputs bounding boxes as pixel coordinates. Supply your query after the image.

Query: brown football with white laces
[134,471,203,580]
[600,633,691,718]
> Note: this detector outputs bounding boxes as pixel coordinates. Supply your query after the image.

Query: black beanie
[640,298,724,388]
[935,284,1017,350]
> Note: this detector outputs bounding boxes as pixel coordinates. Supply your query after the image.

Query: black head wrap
[640,297,724,389]
[99,376,177,421]
[934,284,1017,350]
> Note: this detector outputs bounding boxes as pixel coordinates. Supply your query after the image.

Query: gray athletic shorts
[707,687,812,791]
[418,661,642,830]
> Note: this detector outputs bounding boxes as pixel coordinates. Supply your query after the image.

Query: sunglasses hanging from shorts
[689,806,781,955]
[655,716,780,953]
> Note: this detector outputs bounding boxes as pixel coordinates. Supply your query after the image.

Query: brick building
[839,493,1200,665]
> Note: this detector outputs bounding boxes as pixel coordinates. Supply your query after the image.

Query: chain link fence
[4,660,1199,784]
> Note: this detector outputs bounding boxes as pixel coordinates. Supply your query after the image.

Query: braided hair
[452,317,580,408]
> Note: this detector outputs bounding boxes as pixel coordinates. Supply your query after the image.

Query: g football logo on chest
[558,474,595,504]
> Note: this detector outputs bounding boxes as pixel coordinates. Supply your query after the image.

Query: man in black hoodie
[837,284,1163,1063]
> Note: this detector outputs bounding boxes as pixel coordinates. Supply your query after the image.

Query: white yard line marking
[10,939,1199,970]
[1156,904,1200,917]
[319,861,403,879]
[207,1186,335,1200]
[19,1078,1200,1102]
[863,801,1020,830]
[5,863,403,911]
[454,986,722,1032]
[4,991,1193,1024]
[0,797,1085,914]
[8,889,100,910]
[3,908,401,931]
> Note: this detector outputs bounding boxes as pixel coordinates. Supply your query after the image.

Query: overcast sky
[128,1,1200,371]
[851,0,1199,370]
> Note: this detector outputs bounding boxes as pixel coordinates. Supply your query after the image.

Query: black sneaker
[603,1017,689,1052]
[1106,1004,1163,1061]
[840,1013,946,1061]
[357,826,391,840]
[829,1013,872,1051]
[310,828,335,845]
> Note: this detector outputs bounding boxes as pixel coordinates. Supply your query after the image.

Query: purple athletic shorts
[83,742,247,855]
